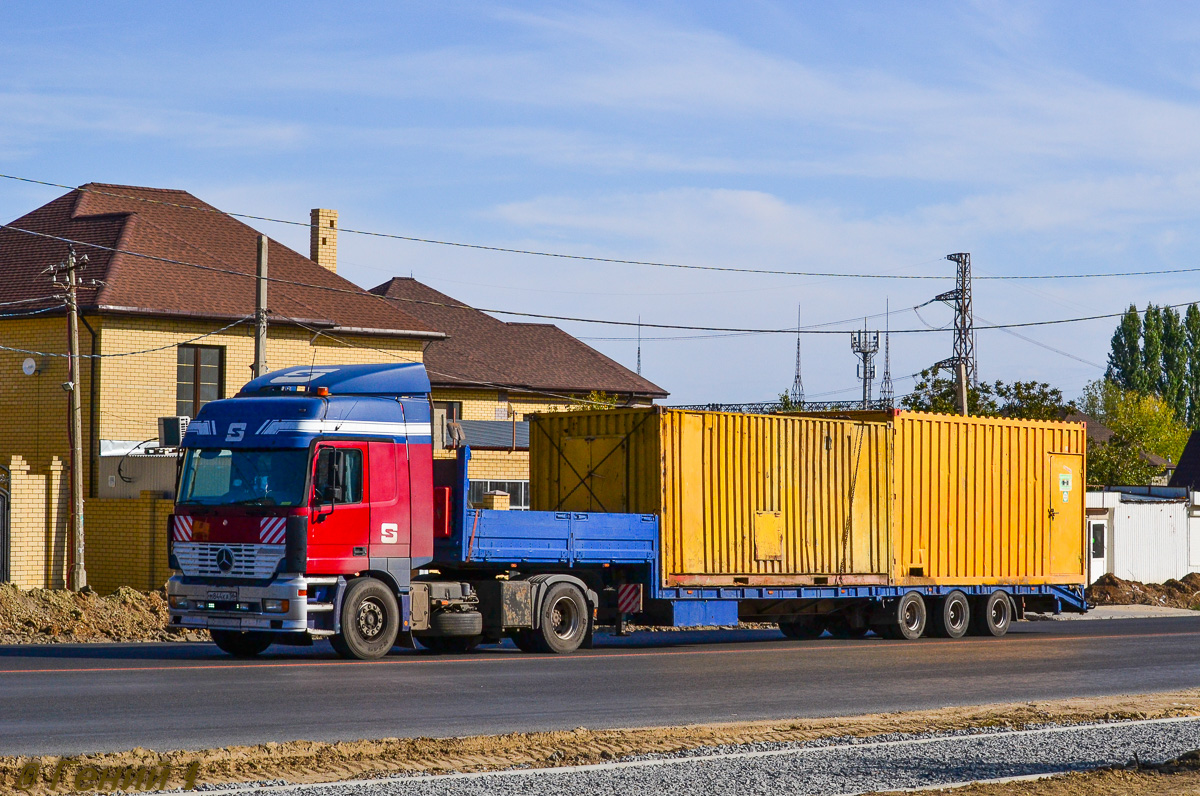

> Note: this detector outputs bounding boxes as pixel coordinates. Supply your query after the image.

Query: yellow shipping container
[528,407,1086,589]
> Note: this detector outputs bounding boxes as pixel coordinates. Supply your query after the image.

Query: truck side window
[314,447,364,505]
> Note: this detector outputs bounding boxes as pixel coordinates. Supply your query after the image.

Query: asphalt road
[3,616,1200,757]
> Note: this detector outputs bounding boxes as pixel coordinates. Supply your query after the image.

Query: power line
[0,316,251,359]
[2,223,1193,337]
[9,173,1200,283]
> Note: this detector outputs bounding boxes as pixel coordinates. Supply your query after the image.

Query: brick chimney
[309,208,338,273]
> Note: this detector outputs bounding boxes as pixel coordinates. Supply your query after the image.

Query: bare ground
[4,691,1200,794]
[1088,573,1200,611]
[873,752,1200,795]
[0,584,206,644]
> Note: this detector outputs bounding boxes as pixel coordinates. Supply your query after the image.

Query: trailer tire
[970,591,1012,637]
[827,615,870,639]
[210,630,273,658]
[416,634,481,654]
[511,629,540,653]
[929,591,971,639]
[428,611,484,636]
[533,582,589,654]
[332,577,400,660]
[877,592,927,640]
[779,617,825,639]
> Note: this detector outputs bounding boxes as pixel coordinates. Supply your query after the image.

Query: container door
[559,435,628,513]
[1048,453,1084,576]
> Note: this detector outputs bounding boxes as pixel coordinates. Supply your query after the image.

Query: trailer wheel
[510,629,541,653]
[416,634,481,654]
[779,617,825,639]
[929,591,971,639]
[877,592,927,640]
[533,583,589,654]
[210,630,273,658]
[970,591,1012,637]
[826,616,870,639]
[332,577,400,660]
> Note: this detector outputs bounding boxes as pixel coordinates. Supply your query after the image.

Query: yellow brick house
[0,185,442,591]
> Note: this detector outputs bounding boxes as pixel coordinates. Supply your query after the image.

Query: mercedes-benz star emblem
[216,547,235,573]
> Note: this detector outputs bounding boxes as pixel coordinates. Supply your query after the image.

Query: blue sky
[3,3,1200,404]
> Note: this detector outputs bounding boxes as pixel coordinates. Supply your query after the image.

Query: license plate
[207,589,237,601]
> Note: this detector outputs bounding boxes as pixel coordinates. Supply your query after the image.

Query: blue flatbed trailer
[432,449,1086,640]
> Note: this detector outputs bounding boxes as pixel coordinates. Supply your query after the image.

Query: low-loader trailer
[167,364,1087,659]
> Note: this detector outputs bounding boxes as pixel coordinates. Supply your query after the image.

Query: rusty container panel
[890,411,1087,586]
[530,408,892,588]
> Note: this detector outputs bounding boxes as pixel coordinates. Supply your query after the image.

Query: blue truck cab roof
[181,364,432,449]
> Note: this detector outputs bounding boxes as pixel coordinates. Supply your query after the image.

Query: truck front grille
[173,542,283,579]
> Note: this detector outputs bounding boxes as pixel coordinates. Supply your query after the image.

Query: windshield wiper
[229,496,277,506]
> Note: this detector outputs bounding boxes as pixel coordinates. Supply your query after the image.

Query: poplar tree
[1162,305,1188,421]
[1187,304,1200,427]
[1142,304,1164,396]
[1106,305,1143,392]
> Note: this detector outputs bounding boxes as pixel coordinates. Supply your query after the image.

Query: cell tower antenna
[636,315,642,375]
[790,304,804,404]
[850,319,880,409]
[881,299,894,407]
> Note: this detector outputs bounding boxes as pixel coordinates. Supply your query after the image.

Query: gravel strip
[196,716,1200,796]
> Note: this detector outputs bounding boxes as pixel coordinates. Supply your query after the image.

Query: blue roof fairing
[182,370,433,450]
[239,363,431,397]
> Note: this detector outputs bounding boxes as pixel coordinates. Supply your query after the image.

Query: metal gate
[0,464,9,583]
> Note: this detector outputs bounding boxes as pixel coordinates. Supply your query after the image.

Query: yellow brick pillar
[482,491,510,511]
[46,457,67,589]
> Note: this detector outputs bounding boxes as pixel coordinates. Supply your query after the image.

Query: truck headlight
[168,596,189,609]
[263,599,290,613]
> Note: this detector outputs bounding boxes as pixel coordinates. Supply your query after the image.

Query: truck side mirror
[314,448,346,509]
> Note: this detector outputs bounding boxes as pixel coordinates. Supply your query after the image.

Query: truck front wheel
[210,630,273,658]
[533,583,589,654]
[332,578,400,660]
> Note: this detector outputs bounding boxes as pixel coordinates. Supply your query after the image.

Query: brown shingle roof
[369,277,667,398]
[0,184,439,337]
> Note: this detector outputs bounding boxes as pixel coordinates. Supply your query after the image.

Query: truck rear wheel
[210,630,273,658]
[970,591,1012,637]
[929,591,971,639]
[332,577,400,660]
[779,617,825,639]
[533,582,589,654]
[876,592,927,640]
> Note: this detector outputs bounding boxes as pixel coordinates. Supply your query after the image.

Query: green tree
[1142,304,1163,395]
[1106,304,1143,392]
[1079,379,1189,484]
[567,390,621,411]
[992,381,1068,420]
[1186,304,1200,427]
[1162,306,1188,420]
[901,369,999,415]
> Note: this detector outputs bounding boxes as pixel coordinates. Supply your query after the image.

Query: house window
[176,345,224,418]
[433,401,463,449]
[468,480,529,510]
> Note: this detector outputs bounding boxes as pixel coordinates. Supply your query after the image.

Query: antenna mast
[850,319,880,409]
[880,299,894,407]
[790,304,804,404]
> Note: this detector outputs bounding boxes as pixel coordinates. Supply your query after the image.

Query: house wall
[0,312,425,589]
[83,492,175,594]
[1086,491,1199,584]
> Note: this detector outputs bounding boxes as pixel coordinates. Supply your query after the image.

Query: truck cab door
[308,441,371,575]
[368,440,411,560]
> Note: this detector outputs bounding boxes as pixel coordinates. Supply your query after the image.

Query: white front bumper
[167,575,312,633]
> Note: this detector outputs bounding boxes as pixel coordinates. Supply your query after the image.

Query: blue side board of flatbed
[431,448,1088,620]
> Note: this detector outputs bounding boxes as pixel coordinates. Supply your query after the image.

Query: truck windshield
[177,448,311,507]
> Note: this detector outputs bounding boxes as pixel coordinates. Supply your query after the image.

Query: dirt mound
[0,584,205,644]
[1086,573,1200,610]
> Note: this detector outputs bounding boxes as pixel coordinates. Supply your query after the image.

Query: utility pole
[62,247,87,591]
[790,305,805,405]
[254,235,268,378]
[850,321,880,409]
[932,252,975,416]
[636,316,642,376]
